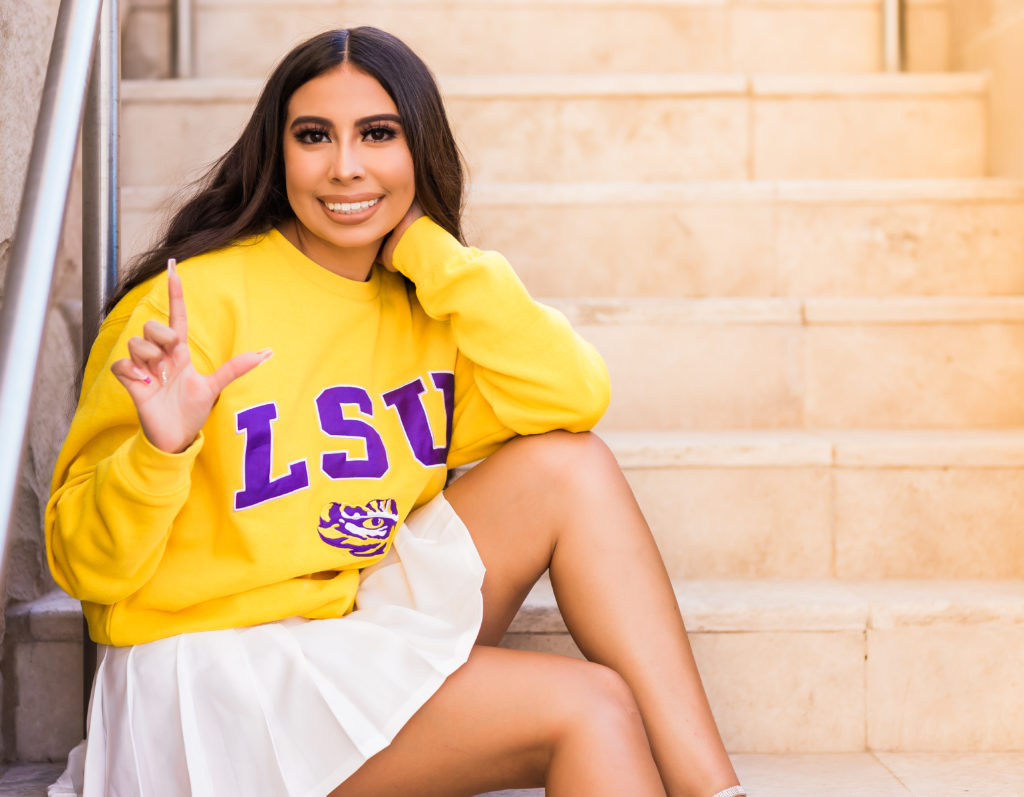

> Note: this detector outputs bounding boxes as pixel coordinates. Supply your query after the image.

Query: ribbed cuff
[115,430,204,498]
[390,216,465,290]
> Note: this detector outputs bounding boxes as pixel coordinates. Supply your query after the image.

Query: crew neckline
[265,227,382,300]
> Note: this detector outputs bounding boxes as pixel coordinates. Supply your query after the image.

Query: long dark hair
[108,27,466,312]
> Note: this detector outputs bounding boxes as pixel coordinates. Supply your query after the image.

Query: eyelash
[360,122,399,142]
[293,122,399,145]
[294,125,331,145]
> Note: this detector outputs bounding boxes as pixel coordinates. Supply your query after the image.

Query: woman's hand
[377,200,425,272]
[110,259,272,454]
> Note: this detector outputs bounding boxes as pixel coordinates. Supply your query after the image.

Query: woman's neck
[278,218,378,282]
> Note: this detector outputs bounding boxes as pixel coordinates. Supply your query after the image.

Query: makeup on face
[281,66,416,281]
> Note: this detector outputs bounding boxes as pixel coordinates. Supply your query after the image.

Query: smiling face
[281,64,416,280]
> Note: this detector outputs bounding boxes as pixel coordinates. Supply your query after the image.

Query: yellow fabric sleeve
[46,278,214,605]
[392,218,611,466]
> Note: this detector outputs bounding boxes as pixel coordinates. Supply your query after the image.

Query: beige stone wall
[0,0,87,610]
[948,0,1024,177]
[0,0,82,303]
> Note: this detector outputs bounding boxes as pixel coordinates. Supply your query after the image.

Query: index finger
[167,258,188,339]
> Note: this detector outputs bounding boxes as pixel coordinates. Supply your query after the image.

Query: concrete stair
[6,0,1024,791]
[4,755,1024,795]
[567,297,1024,429]
[119,73,989,185]
[125,179,1024,298]
[122,0,952,79]
[603,429,1024,579]
[8,578,1024,759]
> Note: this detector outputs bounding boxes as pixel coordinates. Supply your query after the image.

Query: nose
[330,140,364,182]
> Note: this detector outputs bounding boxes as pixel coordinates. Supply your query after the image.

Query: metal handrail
[174,0,194,78]
[81,0,121,726]
[83,0,120,356]
[883,0,904,72]
[0,0,106,602]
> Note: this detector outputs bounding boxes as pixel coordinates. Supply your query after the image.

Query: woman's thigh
[329,645,658,797]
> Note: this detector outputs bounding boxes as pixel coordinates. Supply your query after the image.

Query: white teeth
[324,198,380,214]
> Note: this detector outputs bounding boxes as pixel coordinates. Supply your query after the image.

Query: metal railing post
[83,0,119,353]
[82,0,120,726]
[0,0,103,600]
[174,0,194,78]
[883,0,904,72]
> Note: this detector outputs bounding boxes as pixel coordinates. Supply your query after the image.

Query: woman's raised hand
[377,200,425,272]
[111,259,272,454]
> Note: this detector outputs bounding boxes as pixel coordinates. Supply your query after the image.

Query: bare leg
[445,431,740,797]
[329,646,667,797]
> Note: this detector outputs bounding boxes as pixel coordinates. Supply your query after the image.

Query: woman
[47,26,746,797]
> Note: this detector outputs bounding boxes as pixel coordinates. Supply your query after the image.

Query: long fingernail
[167,258,177,275]
[257,348,273,363]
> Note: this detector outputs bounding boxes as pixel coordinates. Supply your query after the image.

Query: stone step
[120,73,988,187]
[8,580,1024,762]
[0,764,63,797]
[7,755,1024,797]
[123,0,950,79]
[603,429,1024,580]
[552,297,1024,429]
[502,578,1024,754]
[483,753,1024,796]
[2,592,83,764]
[122,179,1024,299]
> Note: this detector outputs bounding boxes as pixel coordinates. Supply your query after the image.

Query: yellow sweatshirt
[46,218,609,646]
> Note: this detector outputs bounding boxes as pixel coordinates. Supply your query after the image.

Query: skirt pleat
[50,492,485,797]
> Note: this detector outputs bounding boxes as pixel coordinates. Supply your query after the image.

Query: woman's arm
[381,211,610,465]
[46,264,268,604]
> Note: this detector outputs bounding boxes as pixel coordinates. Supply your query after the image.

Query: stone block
[906,1,952,72]
[805,320,1024,427]
[867,626,1024,751]
[623,466,833,579]
[875,752,1024,795]
[692,630,866,753]
[732,4,880,73]
[11,642,82,762]
[733,753,911,796]
[446,91,749,182]
[120,84,255,187]
[777,195,1024,296]
[464,183,781,299]
[753,77,987,179]
[574,314,804,430]
[194,1,731,77]
[835,468,1024,578]
[122,1,171,79]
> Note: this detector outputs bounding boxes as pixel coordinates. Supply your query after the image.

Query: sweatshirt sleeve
[391,217,611,467]
[45,281,212,605]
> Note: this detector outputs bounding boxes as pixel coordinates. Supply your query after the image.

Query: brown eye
[361,125,397,143]
[296,127,330,144]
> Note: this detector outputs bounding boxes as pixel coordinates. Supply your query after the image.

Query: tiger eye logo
[317,498,399,557]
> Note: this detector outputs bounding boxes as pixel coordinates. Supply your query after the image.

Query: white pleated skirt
[49,492,485,797]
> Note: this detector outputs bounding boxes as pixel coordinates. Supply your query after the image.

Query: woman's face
[281,64,415,280]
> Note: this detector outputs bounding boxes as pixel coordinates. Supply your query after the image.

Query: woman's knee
[549,659,647,746]
[505,430,622,498]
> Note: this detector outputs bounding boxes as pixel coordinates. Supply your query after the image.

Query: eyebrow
[289,113,403,130]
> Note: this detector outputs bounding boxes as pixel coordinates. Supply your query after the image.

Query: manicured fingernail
[167,258,177,275]
[143,376,152,385]
[257,348,273,363]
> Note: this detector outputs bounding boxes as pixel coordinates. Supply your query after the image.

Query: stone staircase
[5,0,1024,794]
